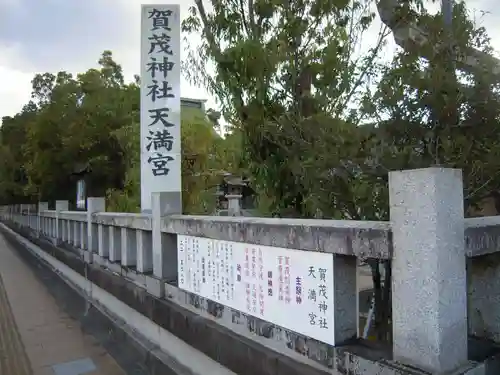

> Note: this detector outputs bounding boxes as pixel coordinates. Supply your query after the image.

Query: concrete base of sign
[151,192,181,281]
[146,275,164,298]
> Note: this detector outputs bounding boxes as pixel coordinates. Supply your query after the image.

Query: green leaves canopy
[0,51,234,213]
[183,0,500,219]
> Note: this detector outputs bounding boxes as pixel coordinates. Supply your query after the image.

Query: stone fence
[2,168,500,374]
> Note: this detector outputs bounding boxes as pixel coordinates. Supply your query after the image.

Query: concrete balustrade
[109,225,122,262]
[3,168,500,374]
[38,202,48,236]
[73,219,80,247]
[80,221,87,250]
[55,200,68,245]
[136,228,153,273]
[97,223,109,258]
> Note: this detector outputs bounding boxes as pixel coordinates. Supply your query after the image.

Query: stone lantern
[214,173,255,216]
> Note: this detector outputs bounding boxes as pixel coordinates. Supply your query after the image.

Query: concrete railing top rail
[93,212,152,231]
[8,203,500,259]
[465,216,500,257]
[38,209,57,218]
[162,215,392,258]
[465,216,500,228]
[56,210,86,222]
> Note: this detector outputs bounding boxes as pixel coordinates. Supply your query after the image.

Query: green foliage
[0,51,235,213]
[183,0,387,217]
[1,1,499,223]
[366,2,500,214]
[184,0,500,220]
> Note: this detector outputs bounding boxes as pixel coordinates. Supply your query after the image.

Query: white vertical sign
[178,235,336,345]
[140,5,181,211]
[76,179,86,210]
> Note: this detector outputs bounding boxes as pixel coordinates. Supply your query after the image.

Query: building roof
[180,97,207,111]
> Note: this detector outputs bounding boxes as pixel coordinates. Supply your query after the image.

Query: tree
[181,0,395,341]
[0,51,233,215]
[184,0,500,341]
[368,2,500,213]
[18,53,132,204]
[182,0,388,217]
[0,104,36,203]
[303,1,500,340]
[109,105,235,214]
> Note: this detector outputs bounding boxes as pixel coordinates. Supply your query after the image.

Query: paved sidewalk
[0,233,126,375]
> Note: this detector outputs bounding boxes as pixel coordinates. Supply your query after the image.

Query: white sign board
[140,5,181,211]
[177,235,336,345]
[76,179,86,210]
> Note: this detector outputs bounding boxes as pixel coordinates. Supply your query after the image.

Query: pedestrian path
[0,233,126,375]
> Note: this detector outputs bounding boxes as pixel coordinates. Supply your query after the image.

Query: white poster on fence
[177,235,336,345]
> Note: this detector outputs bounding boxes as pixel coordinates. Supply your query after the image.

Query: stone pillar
[73,221,80,247]
[333,256,357,343]
[55,201,69,244]
[98,224,109,258]
[31,204,35,228]
[66,219,71,244]
[150,192,181,296]
[109,226,121,262]
[37,202,48,237]
[80,222,87,249]
[61,220,67,242]
[51,217,56,238]
[389,168,467,373]
[86,197,105,262]
[121,227,137,266]
[30,205,34,229]
[136,229,153,273]
[226,194,242,216]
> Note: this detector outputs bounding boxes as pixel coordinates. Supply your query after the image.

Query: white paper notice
[178,235,336,345]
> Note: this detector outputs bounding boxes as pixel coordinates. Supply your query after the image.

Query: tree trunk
[368,258,392,342]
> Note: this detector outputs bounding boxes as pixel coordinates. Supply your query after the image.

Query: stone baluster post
[37,202,48,237]
[149,192,181,297]
[55,200,69,245]
[86,197,105,264]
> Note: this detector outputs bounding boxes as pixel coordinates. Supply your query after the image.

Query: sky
[0,0,498,121]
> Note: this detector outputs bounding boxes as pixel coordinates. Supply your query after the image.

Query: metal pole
[432,0,456,165]
[442,0,453,29]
